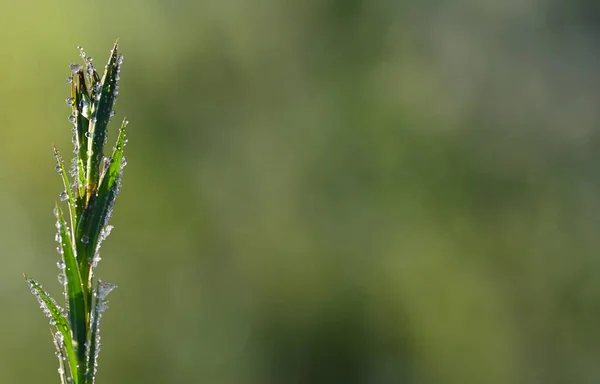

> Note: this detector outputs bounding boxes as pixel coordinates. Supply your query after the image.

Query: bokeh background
[2,0,600,383]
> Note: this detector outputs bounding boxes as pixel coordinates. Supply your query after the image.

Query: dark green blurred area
[3,0,600,383]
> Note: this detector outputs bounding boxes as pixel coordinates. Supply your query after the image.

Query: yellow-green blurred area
[4,0,600,383]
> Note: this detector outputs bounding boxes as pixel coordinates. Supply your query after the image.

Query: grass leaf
[76,120,127,285]
[85,41,122,201]
[53,147,78,237]
[51,329,70,384]
[25,275,79,384]
[72,70,90,201]
[85,280,116,384]
[55,204,87,369]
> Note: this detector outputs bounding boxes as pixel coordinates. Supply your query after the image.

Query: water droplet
[96,301,109,313]
[100,225,114,241]
[110,111,115,117]
[58,273,67,286]
[68,114,75,123]
[90,117,97,124]
[65,97,74,106]
[55,164,62,173]
[69,63,82,74]
[66,77,73,84]
[59,191,68,201]
[97,281,117,299]
[53,207,60,218]
[55,233,61,242]
[90,253,102,267]
[85,132,94,138]
[54,331,64,344]
[57,260,66,270]
[57,367,65,375]
[81,235,90,244]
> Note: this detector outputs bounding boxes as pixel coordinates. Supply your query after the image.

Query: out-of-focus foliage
[3,0,600,383]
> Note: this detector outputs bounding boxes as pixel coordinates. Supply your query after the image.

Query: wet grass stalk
[24,41,128,384]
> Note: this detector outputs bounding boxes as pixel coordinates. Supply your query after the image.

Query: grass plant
[24,41,127,384]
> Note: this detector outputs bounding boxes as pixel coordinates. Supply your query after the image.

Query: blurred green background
[3,0,600,383]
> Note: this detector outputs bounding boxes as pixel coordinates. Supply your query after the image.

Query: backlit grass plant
[24,41,127,384]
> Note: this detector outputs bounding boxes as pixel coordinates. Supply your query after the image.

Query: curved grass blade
[55,204,87,369]
[85,41,122,201]
[53,146,78,238]
[51,329,69,384]
[85,280,117,384]
[77,120,127,285]
[24,275,79,384]
[72,69,90,202]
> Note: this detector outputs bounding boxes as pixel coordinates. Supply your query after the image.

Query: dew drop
[69,63,82,74]
[68,115,76,123]
[66,77,73,84]
[58,273,67,286]
[96,281,117,299]
[100,225,114,241]
[85,132,94,138]
[57,260,66,270]
[96,301,109,313]
[59,191,68,201]
[55,330,64,344]
[81,235,90,244]
[53,207,60,218]
[55,233,61,242]
[65,97,74,107]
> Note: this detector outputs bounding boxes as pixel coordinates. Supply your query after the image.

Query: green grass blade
[85,280,117,384]
[55,204,87,370]
[77,120,127,284]
[51,329,69,384]
[24,275,79,384]
[53,147,78,237]
[85,41,122,200]
[73,69,90,201]
[56,206,87,383]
